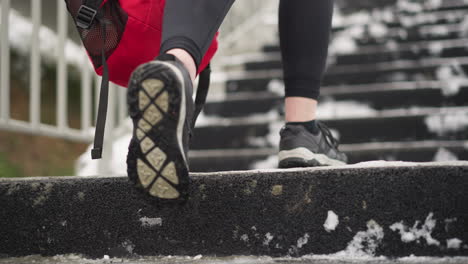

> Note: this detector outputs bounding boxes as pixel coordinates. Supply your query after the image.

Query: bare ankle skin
[166,48,197,81]
[285,97,318,122]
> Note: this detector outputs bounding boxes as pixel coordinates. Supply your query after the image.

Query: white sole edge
[278,147,346,166]
[149,61,188,166]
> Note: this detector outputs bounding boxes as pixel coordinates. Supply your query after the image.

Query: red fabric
[94,0,218,87]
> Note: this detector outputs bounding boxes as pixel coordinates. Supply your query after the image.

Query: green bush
[0,154,23,178]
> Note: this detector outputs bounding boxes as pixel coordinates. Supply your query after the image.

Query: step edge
[188,140,468,158]
[195,106,468,127]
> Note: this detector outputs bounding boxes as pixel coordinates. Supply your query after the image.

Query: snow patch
[247,120,283,149]
[267,79,285,96]
[329,33,358,55]
[349,160,415,168]
[390,212,440,246]
[436,63,467,96]
[4,8,87,68]
[296,233,310,249]
[317,100,378,119]
[263,233,274,246]
[139,217,163,228]
[121,240,135,254]
[75,118,133,176]
[195,109,280,127]
[305,220,384,259]
[425,111,468,136]
[240,234,249,243]
[368,22,389,39]
[75,133,131,176]
[433,148,459,162]
[447,238,463,250]
[323,211,339,232]
[337,220,384,257]
[250,155,278,170]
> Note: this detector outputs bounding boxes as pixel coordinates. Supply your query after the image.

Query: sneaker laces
[317,121,340,149]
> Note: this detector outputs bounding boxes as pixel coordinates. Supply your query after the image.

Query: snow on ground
[425,111,468,136]
[447,238,463,250]
[195,110,280,127]
[433,148,459,162]
[267,79,285,96]
[317,100,378,119]
[74,0,468,175]
[390,213,465,251]
[436,63,467,97]
[76,119,132,176]
[75,102,468,174]
[250,155,278,170]
[329,7,396,56]
[309,220,385,259]
[390,213,440,246]
[323,211,340,233]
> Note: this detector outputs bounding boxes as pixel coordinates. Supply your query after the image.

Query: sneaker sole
[278,147,346,168]
[127,61,189,201]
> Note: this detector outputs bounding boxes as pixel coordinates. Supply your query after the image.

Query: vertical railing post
[30,0,42,128]
[0,0,11,122]
[56,0,68,131]
[81,52,92,133]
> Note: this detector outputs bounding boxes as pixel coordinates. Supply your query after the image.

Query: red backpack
[64,0,218,159]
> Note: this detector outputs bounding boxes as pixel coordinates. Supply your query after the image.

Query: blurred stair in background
[189,0,468,172]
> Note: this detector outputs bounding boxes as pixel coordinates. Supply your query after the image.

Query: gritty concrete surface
[1,255,468,264]
[0,162,467,259]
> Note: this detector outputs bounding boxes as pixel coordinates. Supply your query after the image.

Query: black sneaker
[278,121,348,168]
[126,54,193,201]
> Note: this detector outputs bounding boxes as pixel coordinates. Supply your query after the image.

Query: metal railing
[0,0,272,175]
[0,0,130,174]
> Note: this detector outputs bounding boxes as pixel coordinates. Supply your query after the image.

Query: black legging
[160,0,334,100]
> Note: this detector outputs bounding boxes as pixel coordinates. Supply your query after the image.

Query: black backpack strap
[91,20,110,159]
[191,65,211,129]
[77,0,210,159]
[74,0,110,160]
[76,0,102,29]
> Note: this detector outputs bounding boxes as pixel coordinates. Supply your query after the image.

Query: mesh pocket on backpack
[65,0,128,68]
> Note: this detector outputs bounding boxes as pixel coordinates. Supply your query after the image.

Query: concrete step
[192,107,468,150]
[204,82,468,118]
[1,162,467,258]
[2,255,468,264]
[237,39,468,71]
[263,18,468,55]
[437,0,468,11]
[224,56,468,92]
[189,140,468,172]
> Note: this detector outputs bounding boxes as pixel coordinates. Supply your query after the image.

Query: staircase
[188,0,468,172]
[1,1,468,261]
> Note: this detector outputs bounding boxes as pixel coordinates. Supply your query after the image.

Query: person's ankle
[166,49,197,81]
[287,120,319,135]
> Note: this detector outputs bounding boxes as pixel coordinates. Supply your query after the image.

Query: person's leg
[166,49,198,81]
[127,0,235,200]
[278,0,348,168]
[279,0,333,122]
[161,0,235,81]
[285,97,318,122]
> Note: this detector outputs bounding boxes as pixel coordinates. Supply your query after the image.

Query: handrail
[0,1,127,175]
